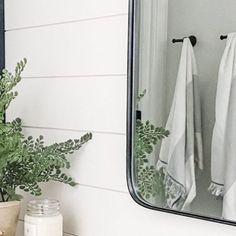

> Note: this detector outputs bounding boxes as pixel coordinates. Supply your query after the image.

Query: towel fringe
[157,160,187,210]
[208,182,224,197]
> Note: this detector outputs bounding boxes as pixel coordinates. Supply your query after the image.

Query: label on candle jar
[24,222,37,236]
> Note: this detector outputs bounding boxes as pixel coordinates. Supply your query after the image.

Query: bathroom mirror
[127,0,236,225]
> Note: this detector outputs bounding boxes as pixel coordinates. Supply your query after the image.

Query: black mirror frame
[126,0,236,227]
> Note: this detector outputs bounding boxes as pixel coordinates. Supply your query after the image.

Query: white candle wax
[24,199,63,236]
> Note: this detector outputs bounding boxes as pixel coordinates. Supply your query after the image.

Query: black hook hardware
[172,35,197,47]
[220,35,227,40]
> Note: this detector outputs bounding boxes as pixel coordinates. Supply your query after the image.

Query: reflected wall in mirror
[128,0,236,224]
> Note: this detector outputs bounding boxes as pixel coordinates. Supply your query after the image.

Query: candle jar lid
[27,199,60,217]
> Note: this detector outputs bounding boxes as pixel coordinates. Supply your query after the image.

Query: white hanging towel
[157,38,203,210]
[209,33,236,220]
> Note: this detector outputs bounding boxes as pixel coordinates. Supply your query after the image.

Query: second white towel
[210,32,236,221]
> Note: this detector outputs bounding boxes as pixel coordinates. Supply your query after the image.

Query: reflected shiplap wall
[4,0,236,235]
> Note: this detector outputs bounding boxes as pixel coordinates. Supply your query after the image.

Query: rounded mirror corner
[126,0,236,227]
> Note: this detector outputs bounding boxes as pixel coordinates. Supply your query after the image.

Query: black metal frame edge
[126,0,236,227]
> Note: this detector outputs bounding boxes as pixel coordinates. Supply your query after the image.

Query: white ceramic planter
[0,201,20,236]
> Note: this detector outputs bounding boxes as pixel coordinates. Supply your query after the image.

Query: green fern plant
[0,59,92,202]
[135,91,169,201]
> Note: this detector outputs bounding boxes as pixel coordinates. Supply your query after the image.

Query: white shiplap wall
[5,1,236,236]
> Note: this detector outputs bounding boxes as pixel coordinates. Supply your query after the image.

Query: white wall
[4,0,236,235]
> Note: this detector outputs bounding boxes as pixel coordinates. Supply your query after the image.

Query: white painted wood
[5,0,128,30]
[6,76,126,134]
[5,16,128,77]
[16,185,236,236]
[21,127,127,192]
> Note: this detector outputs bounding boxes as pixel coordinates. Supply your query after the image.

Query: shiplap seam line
[21,74,127,79]
[22,125,126,136]
[79,183,128,194]
[5,13,128,32]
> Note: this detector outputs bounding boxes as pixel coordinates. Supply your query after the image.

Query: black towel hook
[220,35,227,40]
[172,35,197,47]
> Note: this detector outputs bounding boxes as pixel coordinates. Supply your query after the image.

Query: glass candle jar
[24,199,63,236]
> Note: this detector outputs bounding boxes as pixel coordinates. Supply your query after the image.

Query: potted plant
[0,59,92,236]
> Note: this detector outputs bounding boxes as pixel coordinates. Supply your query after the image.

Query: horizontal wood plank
[5,0,128,30]
[5,15,128,77]
[6,76,126,133]
[21,127,127,192]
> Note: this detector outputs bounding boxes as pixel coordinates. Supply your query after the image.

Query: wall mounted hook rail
[220,35,228,40]
[172,35,197,47]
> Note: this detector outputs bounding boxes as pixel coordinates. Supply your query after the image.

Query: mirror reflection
[132,0,236,221]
